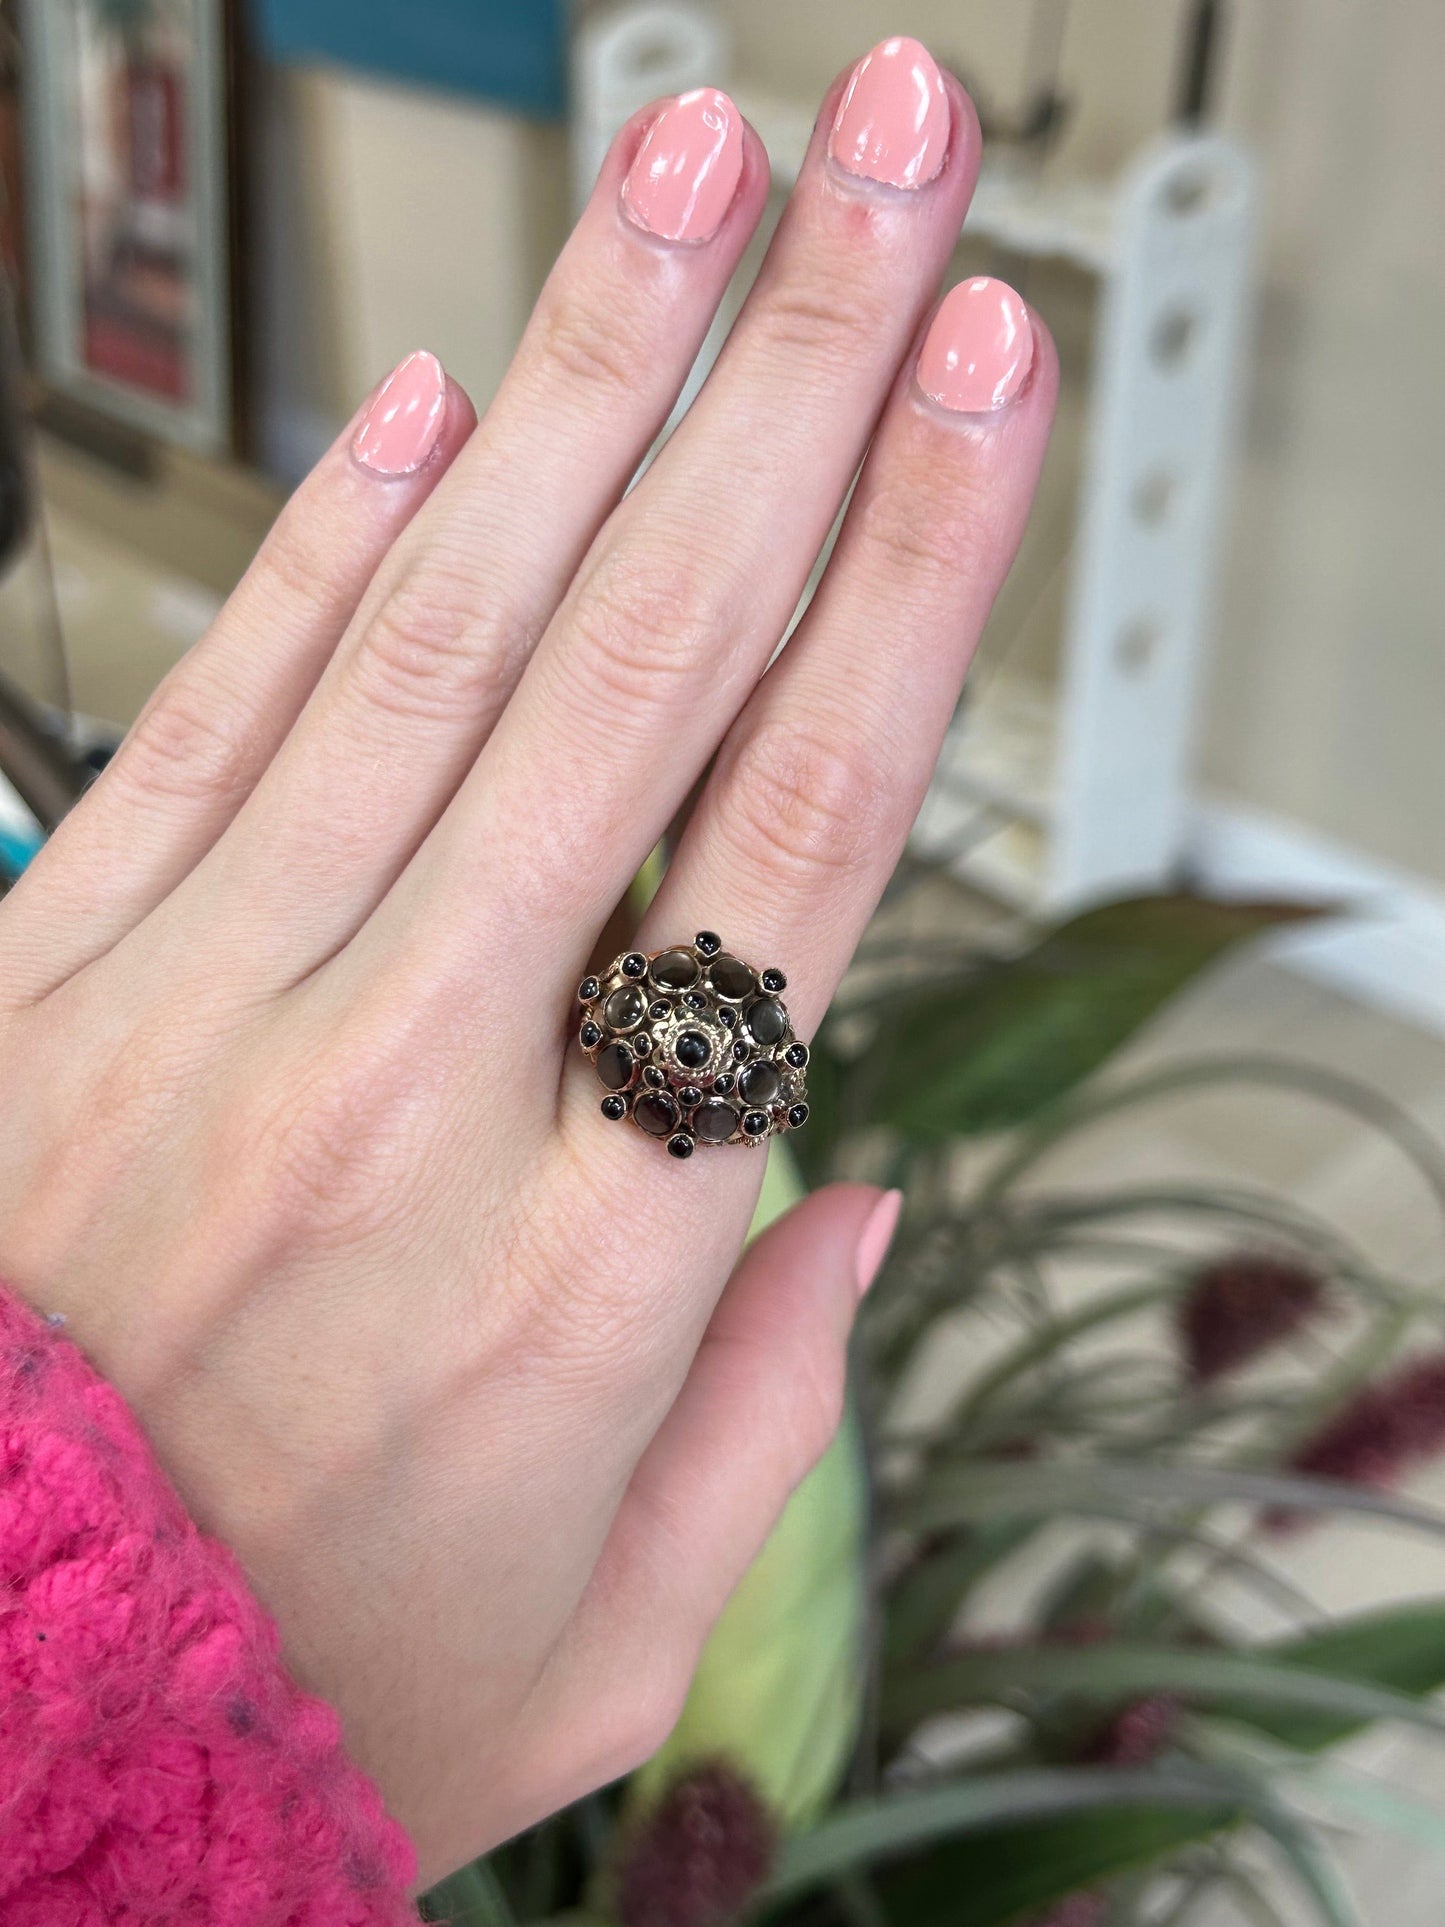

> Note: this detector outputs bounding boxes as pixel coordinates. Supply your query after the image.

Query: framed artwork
[20,0,235,453]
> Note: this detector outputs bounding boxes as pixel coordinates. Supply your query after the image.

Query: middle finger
[378,38,981,985]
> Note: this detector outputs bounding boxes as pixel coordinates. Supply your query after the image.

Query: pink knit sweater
[0,1279,418,1923]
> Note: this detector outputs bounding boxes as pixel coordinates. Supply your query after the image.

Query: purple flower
[1268,1352,1445,1530]
[1078,1692,1180,1767]
[616,1762,776,1927]
[1178,1251,1326,1384]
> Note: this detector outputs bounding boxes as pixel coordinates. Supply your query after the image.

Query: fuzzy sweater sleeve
[0,1279,418,1925]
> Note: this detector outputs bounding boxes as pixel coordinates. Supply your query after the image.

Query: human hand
[0,39,1053,1884]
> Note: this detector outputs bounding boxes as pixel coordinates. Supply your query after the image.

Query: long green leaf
[949,1280,1177,1426]
[862,898,1312,1142]
[883,1519,1039,1666]
[1232,1599,1445,1751]
[760,1766,1244,1904]
[882,1640,1445,1742]
[761,1763,1356,1926]
[975,1055,1445,1231]
[873,1806,1227,1927]
[896,1458,1445,1543]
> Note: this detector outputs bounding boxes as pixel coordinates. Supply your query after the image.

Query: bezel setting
[577,939,806,1151]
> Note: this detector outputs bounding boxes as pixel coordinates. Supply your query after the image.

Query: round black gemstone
[761,967,787,993]
[649,999,671,1021]
[785,1042,810,1069]
[596,1043,634,1091]
[742,1111,770,1137]
[651,948,700,990]
[666,1133,695,1160]
[739,1061,781,1107]
[579,1020,602,1049]
[634,1092,680,1138]
[604,984,647,1031]
[675,1030,711,1071]
[717,1007,738,1029]
[732,1039,750,1061]
[746,998,787,1047]
[621,952,647,978]
[600,1094,628,1121]
[645,1065,667,1088]
[579,975,601,1002]
[709,955,755,1001]
[695,931,722,956]
[694,1099,738,1143]
[713,1072,736,1096]
[678,1085,703,1108]
[787,1103,810,1129]
[683,991,707,1011]
[633,1032,654,1056]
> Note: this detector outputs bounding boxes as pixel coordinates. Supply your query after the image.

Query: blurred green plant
[424,886,1445,1927]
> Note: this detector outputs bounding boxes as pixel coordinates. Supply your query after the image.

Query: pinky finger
[506,1182,897,1830]
[0,357,476,1005]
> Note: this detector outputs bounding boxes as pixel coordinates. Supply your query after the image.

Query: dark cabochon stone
[675,1030,712,1070]
[746,998,787,1046]
[651,948,700,990]
[693,1099,738,1143]
[708,954,755,1001]
[604,984,647,1031]
[634,1092,680,1137]
[738,1060,781,1106]
[596,1043,634,1091]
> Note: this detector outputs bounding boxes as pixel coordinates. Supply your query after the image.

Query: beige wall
[252,1,1445,887]
[1208,0,1445,882]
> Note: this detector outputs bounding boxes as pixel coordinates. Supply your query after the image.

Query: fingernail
[622,87,744,243]
[352,350,447,476]
[830,37,950,189]
[855,1190,903,1299]
[917,277,1034,413]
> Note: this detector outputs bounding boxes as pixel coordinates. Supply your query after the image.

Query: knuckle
[568,548,724,712]
[235,1045,417,1244]
[116,675,258,810]
[853,468,989,588]
[713,716,890,886]
[754,271,892,366]
[252,506,345,623]
[354,563,495,724]
[533,282,653,399]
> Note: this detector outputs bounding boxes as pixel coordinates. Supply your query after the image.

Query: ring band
[577,932,810,1160]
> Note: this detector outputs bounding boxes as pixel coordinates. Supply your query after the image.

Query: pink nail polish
[855,1190,903,1299]
[351,351,447,477]
[830,37,950,190]
[622,88,744,243]
[917,277,1034,413]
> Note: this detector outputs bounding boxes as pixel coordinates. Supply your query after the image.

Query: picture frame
[20,0,235,454]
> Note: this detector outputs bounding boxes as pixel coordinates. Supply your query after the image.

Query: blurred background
[5,5,1445,1923]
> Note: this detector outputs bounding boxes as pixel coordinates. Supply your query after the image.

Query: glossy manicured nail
[352,351,447,476]
[855,1190,903,1299]
[830,36,950,189]
[918,277,1034,412]
[622,87,744,242]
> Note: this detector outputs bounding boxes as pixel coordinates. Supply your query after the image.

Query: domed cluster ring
[576,933,809,1160]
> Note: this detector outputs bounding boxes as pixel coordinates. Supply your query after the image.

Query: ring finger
[641,275,1056,1043]
[549,277,1055,1396]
